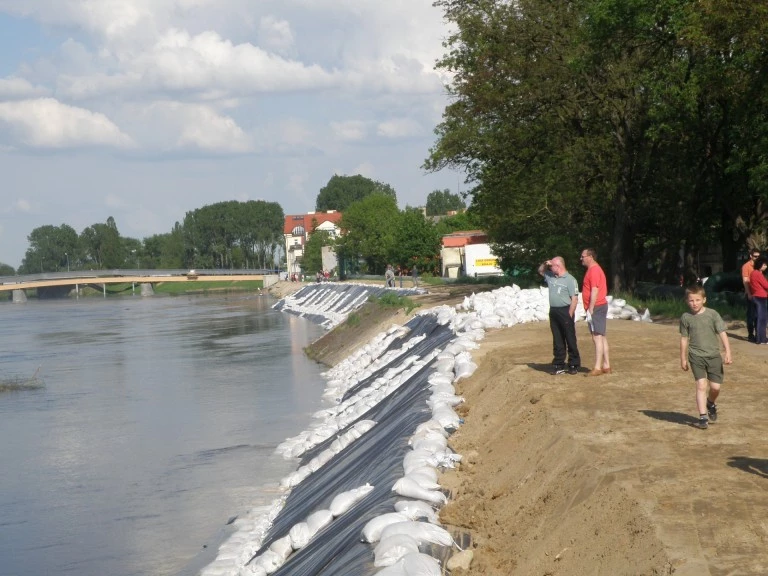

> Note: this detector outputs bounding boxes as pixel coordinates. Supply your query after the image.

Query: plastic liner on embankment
[272,283,426,329]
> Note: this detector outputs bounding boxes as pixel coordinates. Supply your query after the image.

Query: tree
[0,262,16,276]
[315,174,397,212]
[20,224,79,273]
[390,208,441,274]
[425,189,466,216]
[80,217,124,269]
[336,193,400,274]
[302,229,332,274]
[428,0,768,288]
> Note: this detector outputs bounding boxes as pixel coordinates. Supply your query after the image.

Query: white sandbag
[402,466,438,483]
[268,536,293,562]
[411,436,448,453]
[428,382,455,396]
[361,512,410,543]
[253,550,282,575]
[330,484,374,516]
[374,534,421,567]
[413,421,449,438]
[427,394,464,409]
[379,521,453,547]
[405,472,441,491]
[454,360,478,380]
[392,477,447,505]
[239,564,268,576]
[434,358,454,373]
[612,298,626,307]
[289,522,311,549]
[431,404,461,430]
[403,450,439,474]
[306,509,334,535]
[427,373,452,387]
[394,500,439,523]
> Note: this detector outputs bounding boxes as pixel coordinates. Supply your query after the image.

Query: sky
[0,0,461,268]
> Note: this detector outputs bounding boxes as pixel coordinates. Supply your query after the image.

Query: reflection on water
[0,294,325,576]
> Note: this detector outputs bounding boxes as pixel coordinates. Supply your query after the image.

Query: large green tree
[20,224,79,273]
[337,193,400,274]
[425,189,466,216]
[80,216,124,269]
[428,0,768,289]
[315,175,397,212]
[390,208,441,274]
[0,262,17,276]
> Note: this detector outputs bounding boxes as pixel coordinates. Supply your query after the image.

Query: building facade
[284,211,343,276]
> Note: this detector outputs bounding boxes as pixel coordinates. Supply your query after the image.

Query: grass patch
[153,280,263,294]
[615,290,746,322]
[369,291,421,315]
[346,312,361,327]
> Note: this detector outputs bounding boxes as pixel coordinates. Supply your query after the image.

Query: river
[0,293,326,576]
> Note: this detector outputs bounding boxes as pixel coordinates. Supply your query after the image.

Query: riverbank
[287,283,768,575]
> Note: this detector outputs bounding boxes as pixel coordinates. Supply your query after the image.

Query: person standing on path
[680,285,733,429]
[741,248,761,342]
[538,256,581,375]
[385,264,395,288]
[411,265,418,288]
[749,256,768,344]
[580,248,611,376]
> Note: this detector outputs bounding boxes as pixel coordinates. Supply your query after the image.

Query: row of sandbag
[254,314,479,575]
[201,314,463,576]
[273,283,426,329]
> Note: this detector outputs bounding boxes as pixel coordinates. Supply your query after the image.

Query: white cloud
[120,101,253,153]
[0,77,49,99]
[331,120,367,142]
[14,198,32,212]
[58,28,337,99]
[258,15,294,54]
[377,118,423,139]
[0,98,134,149]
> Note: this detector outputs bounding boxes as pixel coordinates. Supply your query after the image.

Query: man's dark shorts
[589,303,608,336]
[689,354,724,384]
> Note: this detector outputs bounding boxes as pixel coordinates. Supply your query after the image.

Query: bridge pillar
[12,289,27,303]
[140,283,154,296]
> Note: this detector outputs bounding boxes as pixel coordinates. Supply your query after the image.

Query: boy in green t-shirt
[679,285,733,429]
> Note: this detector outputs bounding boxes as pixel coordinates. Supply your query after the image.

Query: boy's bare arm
[719,331,733,364]
[680,337,689,370]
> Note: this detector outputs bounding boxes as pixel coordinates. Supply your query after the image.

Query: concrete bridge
[0,269,277,302]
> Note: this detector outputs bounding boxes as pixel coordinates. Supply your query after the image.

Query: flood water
[0,293,326,576]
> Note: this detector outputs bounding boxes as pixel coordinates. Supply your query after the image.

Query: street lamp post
[65,252,70,272]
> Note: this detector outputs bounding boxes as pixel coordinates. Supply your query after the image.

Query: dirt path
[440,320,768,576]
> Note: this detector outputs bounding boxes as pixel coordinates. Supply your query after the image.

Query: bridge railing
[0,269,279,285]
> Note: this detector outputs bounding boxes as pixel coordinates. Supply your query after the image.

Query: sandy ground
[440,320,768,576]
[275,282,768,575]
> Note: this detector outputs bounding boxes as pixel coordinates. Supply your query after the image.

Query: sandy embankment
[277,284,768,575]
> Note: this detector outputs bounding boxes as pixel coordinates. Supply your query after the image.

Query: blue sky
[0,1,459,268]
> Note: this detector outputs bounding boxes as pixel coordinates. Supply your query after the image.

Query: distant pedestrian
[750,257,768,344]
[385,264,395,288]
[398,266,403,288]
[538,256,580,375]
[679,285,733,429]
[742,248,761,342]
[580,248,611,376]
[411,265,418,288]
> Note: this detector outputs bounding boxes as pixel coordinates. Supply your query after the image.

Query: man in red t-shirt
[741,248,761,342]
[580,248,611,376]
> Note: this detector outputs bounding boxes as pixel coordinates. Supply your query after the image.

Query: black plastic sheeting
[248,314,454,576]
[273,284,426,327]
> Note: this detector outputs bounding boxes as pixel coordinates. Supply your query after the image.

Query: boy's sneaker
[567,365,579,375]
[707,402,718,423]
[694,417,709,430]
[552,365,566,375]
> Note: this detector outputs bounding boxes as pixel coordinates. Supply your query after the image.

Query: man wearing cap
[538,256,581,375]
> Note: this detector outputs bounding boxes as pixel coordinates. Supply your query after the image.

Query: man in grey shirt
[538,256,581,375]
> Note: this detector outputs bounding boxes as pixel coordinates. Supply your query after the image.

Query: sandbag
[361,512,410,543]
[379,521,453,547]
[374,534,421,567]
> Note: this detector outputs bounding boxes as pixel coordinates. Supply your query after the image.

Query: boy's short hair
[685,285,706,298]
